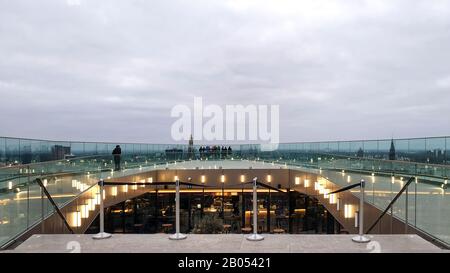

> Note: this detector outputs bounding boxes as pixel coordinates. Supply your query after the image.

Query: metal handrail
[0,153,112,171]
[366,176,415,234]
[101,181,210,188]
[0,154,178,171]
[35,178,74,234]
[256,151,450,170]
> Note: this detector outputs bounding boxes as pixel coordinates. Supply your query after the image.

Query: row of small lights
[345,170,448,190]
[70,186,103,227]
[310,175,356,220]
[11,172,446,194]
[70,177,155,227]
[7,179,49,193]
[32,169,450,227]
[7,159,187,194]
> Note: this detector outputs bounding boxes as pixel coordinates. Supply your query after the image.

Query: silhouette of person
[221,146,226,159]
[206,146,210,158]
[112,145,122,170]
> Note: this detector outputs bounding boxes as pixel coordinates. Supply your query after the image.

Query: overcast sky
[1,0,450,144]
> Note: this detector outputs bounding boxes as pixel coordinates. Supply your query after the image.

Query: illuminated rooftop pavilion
[0,135,449,253]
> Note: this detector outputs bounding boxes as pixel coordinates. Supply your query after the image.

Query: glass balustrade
[0,136,449,248]
[0,153,186,247]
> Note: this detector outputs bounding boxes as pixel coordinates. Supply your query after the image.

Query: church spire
[389,139,396,160]
[187,134,194,159]
[189,134,193,146]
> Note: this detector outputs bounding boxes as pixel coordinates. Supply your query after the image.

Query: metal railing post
[169,179,187,240]
[246,177,264,241]
[41,181,45,233]
[405,185,409,234]
[93,179,112,239]
[352,180,370,243]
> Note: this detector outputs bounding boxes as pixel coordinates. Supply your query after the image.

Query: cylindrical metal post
[390,178,394,233]
[169,179,187,240]
[352,180,370,243]
[414,180,417,227]
[246,178,264,241]
[359,181,364,235]
[221,184,225,219]
[93,179,112,239]
[241,187,245,228]
[405,186,409,234]
[202,187,205,218]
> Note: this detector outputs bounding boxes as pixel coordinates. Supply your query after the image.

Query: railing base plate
[169,233,187,240]
[246,234,264,241]
[352,235,371,243]
[92,232,112,240]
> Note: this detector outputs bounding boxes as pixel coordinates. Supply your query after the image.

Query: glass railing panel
[0,181,30,247]
[349,141,363,157]
[27,184,44,227]
[277,143,287,151]
[409,138,426,163]
[391,176,407,220]
[426,137,446,165]
[1,135,450,246]
[416,163,443,178]
[248,153,450,245]
[0,154,185,247]
[0,137,5,166]
[84,143,98,155]
[407,181,417,228]
[302,143,310,153]
[371,175,393,216]
[341,141,351,154]
[391,161,410,175]
[446,137,450,165]
[377,140,391,160]
[1,136,449,166]
[139,144,146,154]
[29,140,42,164]
[319,142,329,152]
[19,139,31,165]
[39,141,52,162]
[288,143,297,151]
[70,142,85,157]
[329,142,339,153]
[363,140,378,158]
[310,142,319,152]
[414,180,450,244]
[140,144,147,156]
[97,143,108,155]
[297,142,304,152]
[123,143,133,155]
[395,139,410,162]
[5,138,20,165]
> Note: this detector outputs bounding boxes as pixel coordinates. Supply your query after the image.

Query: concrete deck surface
[4,234,445,253]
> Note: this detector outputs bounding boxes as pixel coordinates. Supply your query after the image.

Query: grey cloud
[0,0,450,143]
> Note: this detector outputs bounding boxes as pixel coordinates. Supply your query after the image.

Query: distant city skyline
[1,0,450,144]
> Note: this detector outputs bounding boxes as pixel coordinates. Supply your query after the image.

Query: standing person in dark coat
[221,146,226,159]
[112,145,122,171]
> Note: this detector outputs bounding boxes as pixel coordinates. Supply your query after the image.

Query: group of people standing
[112,144,235,171]
[198,145,233,159]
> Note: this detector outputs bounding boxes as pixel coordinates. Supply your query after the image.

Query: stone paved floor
[4,234,444,253]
